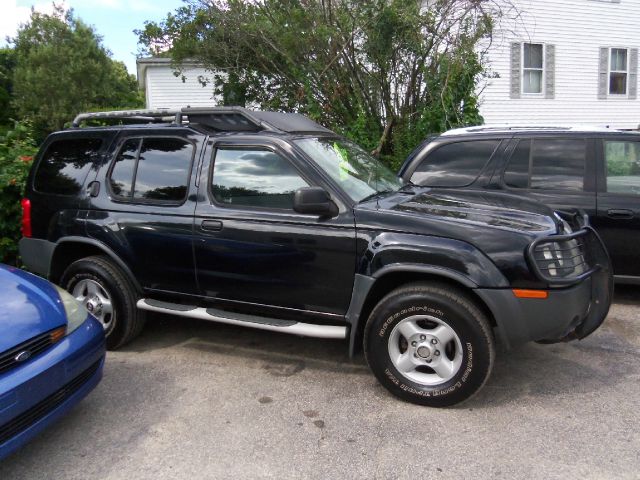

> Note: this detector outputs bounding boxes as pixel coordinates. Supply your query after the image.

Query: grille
[0,330,59,375]
[529,229,598,284]
[0,360,101,446]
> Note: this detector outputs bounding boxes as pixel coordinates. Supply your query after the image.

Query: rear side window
[504,138,586,191]
[211,148,308,209]
[604,140,640,195]
[411,140,499,187]
[108,137,194,203]
[34,138,102,195]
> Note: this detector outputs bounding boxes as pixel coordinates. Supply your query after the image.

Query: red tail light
[21,198,32,238]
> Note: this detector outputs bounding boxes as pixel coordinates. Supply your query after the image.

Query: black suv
[19,108,612,407]
[400,126,640,283]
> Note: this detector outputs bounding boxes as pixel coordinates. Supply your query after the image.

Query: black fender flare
[346,232,509,356]
[52,236,143,294]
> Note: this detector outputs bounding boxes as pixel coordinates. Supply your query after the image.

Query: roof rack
[71,106,319,133]
[71,106,276,132]
[441,124,622,136]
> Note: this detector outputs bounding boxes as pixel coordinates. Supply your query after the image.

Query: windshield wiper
[358,189,393,203]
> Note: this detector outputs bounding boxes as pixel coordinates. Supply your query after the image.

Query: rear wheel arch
[50,237,142,294]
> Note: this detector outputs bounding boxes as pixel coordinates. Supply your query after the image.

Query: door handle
[606,209,634,219]
[87,181,100,197]
[201,219,223,231]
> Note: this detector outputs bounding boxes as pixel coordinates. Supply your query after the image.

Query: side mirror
[293,187,339,217]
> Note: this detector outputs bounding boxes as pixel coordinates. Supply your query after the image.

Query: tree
[0,49,16,129]
[138,0,493,167]
[11,6,143,139]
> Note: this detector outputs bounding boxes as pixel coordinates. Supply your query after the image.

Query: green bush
[0,121,37,265]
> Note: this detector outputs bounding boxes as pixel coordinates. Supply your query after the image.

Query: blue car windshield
[295,138,402,202]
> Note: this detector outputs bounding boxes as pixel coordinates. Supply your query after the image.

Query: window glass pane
[134,138,193,202]
[611,48,627,71]
[609,72,627,95]
[504,140,531,188]
[34,138,102,195]
[523,44,543,69]
[523,70,543,94]
[605,140,640,195]
[109,139,140,198]
[530,139,586,190]
[411,140,499,187]
[212,148,308,209]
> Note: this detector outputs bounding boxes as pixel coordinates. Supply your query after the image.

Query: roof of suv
[440,125,640,137]
[69,107,334,136]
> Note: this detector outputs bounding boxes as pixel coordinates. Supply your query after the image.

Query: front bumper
[0,316,105,460]
[476,227,613,348]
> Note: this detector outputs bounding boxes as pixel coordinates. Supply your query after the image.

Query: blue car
[0,265,105,460]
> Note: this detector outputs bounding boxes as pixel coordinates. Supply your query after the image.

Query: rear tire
[61,255,145,349]
[364,282,495,407]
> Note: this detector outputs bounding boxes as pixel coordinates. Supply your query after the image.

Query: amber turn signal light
[512,289,548,299]
[50,326,67,344]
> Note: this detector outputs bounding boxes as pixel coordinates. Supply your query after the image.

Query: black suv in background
[400,126,640,283]
[19,108,612,407]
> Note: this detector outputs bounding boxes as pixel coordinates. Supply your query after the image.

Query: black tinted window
[211,148,308,209]
[34,138,102,195]
[134,138,193,201]
[109,139,139,198]
[411,140,499,187]
[504,138,586,191]
[108,137,193,203]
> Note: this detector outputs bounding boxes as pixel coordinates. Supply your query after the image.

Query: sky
[1,0,186,75]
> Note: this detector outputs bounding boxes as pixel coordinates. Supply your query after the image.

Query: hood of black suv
[358,187,558,236]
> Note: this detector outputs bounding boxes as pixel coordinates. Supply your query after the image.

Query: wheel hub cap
[71,279,115,334]
[388,315,464,386]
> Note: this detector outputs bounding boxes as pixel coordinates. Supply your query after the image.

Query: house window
[522,43,544,94]
[609,48,628,95]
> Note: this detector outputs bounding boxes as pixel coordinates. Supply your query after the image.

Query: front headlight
[54,285,88,334]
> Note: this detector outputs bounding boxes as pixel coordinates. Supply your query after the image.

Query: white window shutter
[544,44,555,99]
[598,47,609,99]
[629,48,638,100]
[511,43,521,99]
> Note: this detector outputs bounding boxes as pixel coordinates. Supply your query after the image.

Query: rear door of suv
[86,128,203,295]
[593,135,640,279]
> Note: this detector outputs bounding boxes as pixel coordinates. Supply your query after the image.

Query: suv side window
[604,140,640,195]
[211,147,308,209]
[504,138,586,191]
[411,140,500,187]
[108,137,194,203]
[34,137,102,195]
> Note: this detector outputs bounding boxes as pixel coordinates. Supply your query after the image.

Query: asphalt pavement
[1,287,639,480]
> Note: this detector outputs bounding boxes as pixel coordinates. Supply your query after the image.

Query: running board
[136,299,347,339]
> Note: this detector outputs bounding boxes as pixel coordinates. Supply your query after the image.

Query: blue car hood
[0,265,67,352]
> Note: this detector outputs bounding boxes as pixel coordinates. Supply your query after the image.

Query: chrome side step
[136,299,348,339]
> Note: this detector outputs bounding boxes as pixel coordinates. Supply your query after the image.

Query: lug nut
[426,359,432,363]
[420,335,426,341]
[435,350,440,356]
[411,341,417,347]
[431,338,438,345]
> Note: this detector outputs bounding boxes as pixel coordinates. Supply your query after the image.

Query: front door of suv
[193,138,356,320]
[499,136,597,218]
[593,137,640,279]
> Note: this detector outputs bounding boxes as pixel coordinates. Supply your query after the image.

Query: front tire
[60,255,146,349]
[364,283,495,407]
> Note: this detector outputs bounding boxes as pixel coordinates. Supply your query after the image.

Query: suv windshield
[295,138,402,202]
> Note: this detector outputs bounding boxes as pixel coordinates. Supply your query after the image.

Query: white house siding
[480,0,640,129]
[138,60,222,109]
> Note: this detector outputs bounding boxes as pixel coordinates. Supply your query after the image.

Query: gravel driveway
[1,288,639,480]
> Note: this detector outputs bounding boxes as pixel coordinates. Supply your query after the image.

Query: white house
[137,0,640,129]
[481,0,640,129]
[136,57,221,109]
